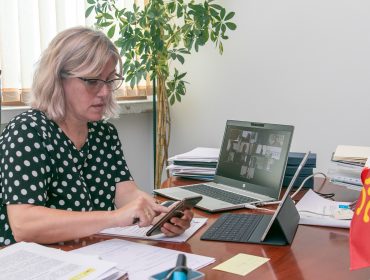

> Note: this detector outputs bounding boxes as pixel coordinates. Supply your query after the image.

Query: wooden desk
[57,177,369,279]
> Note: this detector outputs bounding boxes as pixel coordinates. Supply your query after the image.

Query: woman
[0,27,193,246]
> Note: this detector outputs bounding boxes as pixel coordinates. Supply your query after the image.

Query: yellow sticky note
[213,253,269,276]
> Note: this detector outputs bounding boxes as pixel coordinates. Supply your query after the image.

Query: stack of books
[167,147,219,181]
[282,152,317,188]
[327,145,370,191]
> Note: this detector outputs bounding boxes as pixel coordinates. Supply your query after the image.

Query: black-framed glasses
[77,74,124,93]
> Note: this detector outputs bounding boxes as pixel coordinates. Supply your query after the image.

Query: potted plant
[86,0,236,188]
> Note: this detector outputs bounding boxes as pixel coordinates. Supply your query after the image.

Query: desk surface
[57,177,368,279]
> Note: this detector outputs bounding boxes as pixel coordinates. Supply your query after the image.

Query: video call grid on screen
[216,124,292,193]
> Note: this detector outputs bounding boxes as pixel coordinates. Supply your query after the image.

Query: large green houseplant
[86,0,236,188]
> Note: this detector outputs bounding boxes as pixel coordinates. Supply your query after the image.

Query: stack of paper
[167,147,219,181]
[327,161,363,190]
[73,239,215,280]
[0,242,123,280]
[328,145,369,190]
[332,145,370,165]
[296,189,352,228]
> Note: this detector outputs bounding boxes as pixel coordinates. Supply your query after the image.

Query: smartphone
[146,195,203,236]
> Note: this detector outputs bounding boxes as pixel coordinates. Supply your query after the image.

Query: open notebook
[155,120,294,212]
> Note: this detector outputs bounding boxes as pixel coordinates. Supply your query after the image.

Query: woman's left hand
[160,209,194,237]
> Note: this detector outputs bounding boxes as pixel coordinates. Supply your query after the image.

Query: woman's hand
[160,208,194,237]
[115,196,168,228]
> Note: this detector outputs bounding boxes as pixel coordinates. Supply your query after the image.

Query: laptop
[154,120,294,212]
[200,152,310,245]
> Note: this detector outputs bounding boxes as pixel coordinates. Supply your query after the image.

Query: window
[0,0,150,106]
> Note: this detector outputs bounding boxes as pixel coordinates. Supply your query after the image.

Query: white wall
[169,0,370,174]
[102,112,154,193]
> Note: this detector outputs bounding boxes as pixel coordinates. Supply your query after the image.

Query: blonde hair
[31,26,122,121]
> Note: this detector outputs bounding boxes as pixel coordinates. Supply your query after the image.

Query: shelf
[1,96,153,124]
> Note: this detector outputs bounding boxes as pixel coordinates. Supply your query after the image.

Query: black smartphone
[146,195,202,236]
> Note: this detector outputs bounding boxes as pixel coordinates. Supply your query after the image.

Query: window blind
[0,0,150,106]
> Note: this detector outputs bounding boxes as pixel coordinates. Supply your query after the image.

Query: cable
[298,210,332,217]
[256,172,329,207]
[290,172,328,199]
[244,204,275,212]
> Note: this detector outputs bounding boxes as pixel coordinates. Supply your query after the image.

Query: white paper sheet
[0,242,118,280]
[296,189,352,228]
[73,239,215,280]
[99,217,207,243]
[167,164,216,174]
[168,147,219,161]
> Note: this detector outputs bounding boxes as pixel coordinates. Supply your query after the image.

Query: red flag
[350,167,370,270]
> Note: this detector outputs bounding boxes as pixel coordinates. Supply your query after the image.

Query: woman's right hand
[114,196,168,227]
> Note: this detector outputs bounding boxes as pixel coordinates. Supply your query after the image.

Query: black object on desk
[201,195,299,245]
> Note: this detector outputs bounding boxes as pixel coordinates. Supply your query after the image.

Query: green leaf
[210,4,223,10]
[225,12,235,21]
[177,5,183,18]
[99,21,113,27]
[130,77,136,89]
[219,41,224,54]
[177,72,187,79]
[175,93,181,102]
[103,13,114,20]
[168,2,176,13]
[220,8,226,19]
[225,22,237,30]
[87,0,95,4]
[169,95,175,105]
[210,8,219,18]
[177,54,185,64]
[85,6,94,18]
[107,25,116,38]
[221,24,226,33]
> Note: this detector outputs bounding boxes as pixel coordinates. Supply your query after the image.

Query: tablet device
[146,195,202,236]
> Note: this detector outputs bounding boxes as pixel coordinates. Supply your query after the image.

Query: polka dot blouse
[0,109,132,246]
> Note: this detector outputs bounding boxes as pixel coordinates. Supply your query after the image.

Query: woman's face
[62,57,116,124]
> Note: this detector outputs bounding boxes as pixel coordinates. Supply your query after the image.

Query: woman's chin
[88,113,104,122]
[88,106,105,121]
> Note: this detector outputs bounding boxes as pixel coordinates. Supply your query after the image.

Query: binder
[284,166,313,176]
[287,152,316,167]
[283,175,314,188]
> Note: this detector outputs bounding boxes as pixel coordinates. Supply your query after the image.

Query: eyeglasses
[77,74,124,93]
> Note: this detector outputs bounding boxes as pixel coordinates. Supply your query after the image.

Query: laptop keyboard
[201,213,263,242]
[182,184,258,205]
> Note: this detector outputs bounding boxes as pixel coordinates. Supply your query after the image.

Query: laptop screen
[215,120,294,199]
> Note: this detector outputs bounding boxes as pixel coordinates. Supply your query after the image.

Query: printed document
[296,189,352,228]
[73,238,215,280]
[168,147,219,162]
[0,242,119,280]
[99,217,207,242]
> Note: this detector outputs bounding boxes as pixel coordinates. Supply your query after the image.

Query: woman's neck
[56,119,88,150]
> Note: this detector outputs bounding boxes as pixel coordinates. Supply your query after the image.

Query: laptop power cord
[256,172,328,207]
[244,204,275,212]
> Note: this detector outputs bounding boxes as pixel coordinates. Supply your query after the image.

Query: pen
[172,254,188,280]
